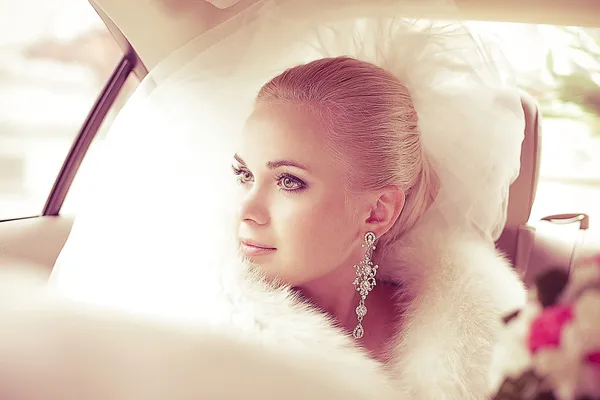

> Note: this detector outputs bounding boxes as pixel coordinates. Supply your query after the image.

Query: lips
[239,239,276,257]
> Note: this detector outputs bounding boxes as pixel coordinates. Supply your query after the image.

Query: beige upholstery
[496,92,542,264]
[0,216,74,274]
[495,93,597,287]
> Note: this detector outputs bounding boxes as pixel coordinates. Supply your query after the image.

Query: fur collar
[382,223,527,398]
[0,220,526,400]
[191,218,527,399]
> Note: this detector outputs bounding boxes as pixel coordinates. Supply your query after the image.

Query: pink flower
[528,305,573,353]
[582,253,600,266]
[586,351,600,366]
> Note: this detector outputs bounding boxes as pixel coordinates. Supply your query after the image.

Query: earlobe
[364,187,405,238]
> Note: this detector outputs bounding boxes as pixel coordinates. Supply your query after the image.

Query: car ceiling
[91,0,600,76]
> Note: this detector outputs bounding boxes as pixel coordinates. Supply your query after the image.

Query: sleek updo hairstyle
[257,56,439,250]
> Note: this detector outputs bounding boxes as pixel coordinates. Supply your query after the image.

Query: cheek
[274,192,357,266]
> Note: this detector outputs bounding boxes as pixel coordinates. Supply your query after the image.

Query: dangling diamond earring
[352,232,379,339]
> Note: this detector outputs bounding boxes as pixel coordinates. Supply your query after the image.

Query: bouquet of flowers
[489,253,600,400]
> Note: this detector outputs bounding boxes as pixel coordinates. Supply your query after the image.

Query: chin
[244,260,275,280]
[240,253,309,287]
[243,263,293,289]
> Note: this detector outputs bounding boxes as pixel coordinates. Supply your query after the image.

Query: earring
[352,231,379,339]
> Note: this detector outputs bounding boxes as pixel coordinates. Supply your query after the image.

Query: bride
[0,0,527,398]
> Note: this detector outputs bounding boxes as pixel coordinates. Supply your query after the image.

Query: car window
[0,0,125,221]
[471,22,600,238]
[525,25,600,240]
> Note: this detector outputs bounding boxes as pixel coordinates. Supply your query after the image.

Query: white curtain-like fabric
[50,0,524,321]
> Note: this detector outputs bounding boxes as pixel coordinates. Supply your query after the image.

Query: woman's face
[233,102,366,286]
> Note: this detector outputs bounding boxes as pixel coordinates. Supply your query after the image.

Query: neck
[295,262,359,332]
[294,259,401,363]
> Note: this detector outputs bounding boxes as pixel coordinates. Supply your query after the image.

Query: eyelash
[232,165,252,185]
[231,165,306,193]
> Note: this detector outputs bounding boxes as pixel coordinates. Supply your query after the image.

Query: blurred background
[0,1,598,238]
[0,0,138,218]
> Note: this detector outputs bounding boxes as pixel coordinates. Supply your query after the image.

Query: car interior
[0,0,598,286]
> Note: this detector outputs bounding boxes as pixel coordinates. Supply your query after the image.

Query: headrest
[496,91,542,262]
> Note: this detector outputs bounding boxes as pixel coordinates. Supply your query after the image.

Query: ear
[363,186,405,239]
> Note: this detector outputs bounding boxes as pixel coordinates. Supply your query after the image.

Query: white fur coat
[0,221,525,400]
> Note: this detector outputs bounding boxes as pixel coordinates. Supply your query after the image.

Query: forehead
[239,103,337,169]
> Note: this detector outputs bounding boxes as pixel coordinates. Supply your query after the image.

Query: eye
[276,173,305,192]
[232,165,253,184]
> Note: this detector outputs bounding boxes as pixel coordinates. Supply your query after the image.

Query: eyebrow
[234,154,309,171]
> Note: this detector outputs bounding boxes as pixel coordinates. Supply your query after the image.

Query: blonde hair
[257,56,439,250]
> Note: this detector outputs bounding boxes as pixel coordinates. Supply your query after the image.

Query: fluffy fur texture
[0,217,525,400]
[383,222,527,398]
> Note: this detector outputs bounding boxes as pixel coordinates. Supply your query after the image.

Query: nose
[238,185,270,226]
